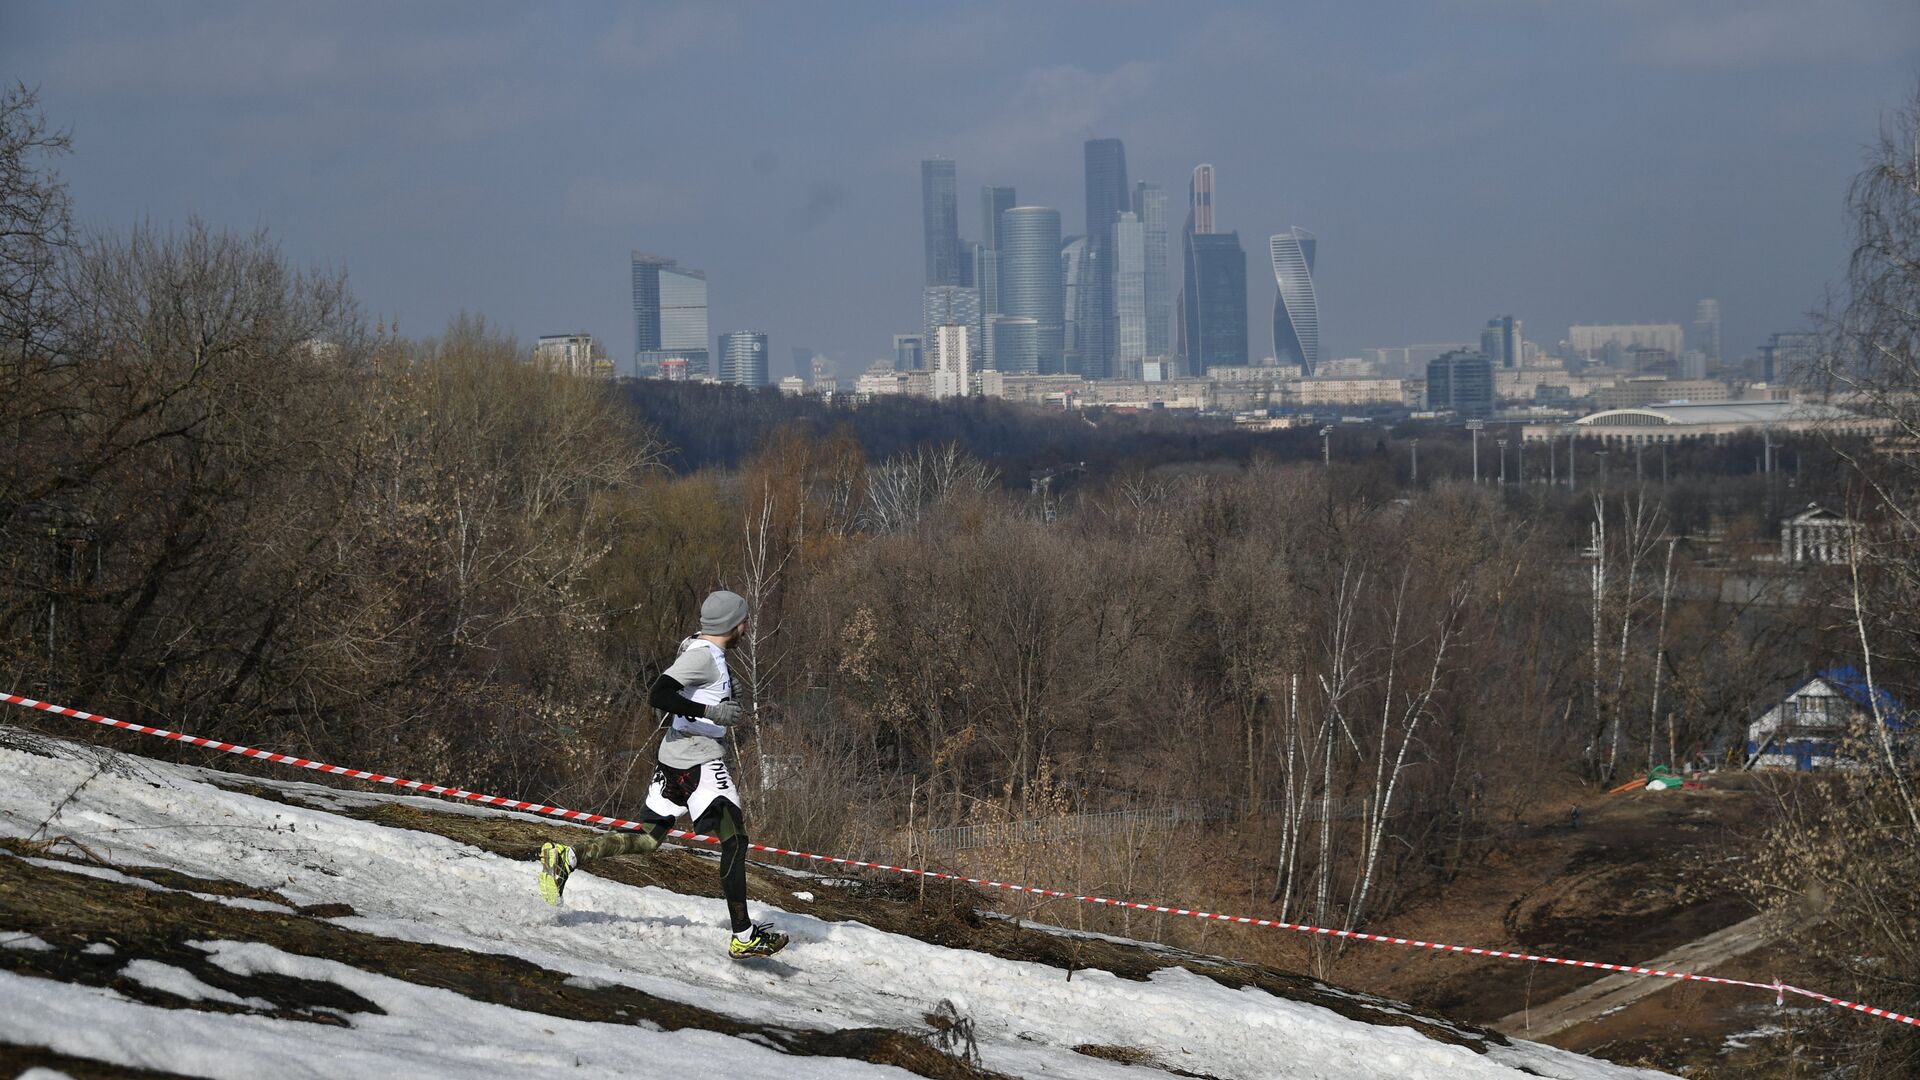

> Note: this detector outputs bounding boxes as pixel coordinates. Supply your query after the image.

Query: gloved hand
[705,701,742,725]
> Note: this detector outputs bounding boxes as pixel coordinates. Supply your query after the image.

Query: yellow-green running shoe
[538,841,576,907]
[728,923,789,959]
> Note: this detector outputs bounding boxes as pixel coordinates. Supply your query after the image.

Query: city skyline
[6,3,1916,372]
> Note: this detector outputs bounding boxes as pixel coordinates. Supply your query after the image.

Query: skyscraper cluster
[915,143,1304,382]
[630,251,774,386]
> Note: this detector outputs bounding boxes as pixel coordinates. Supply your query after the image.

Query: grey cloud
[594,6,740,71]
[938,61,1162,173]
[796,181,850,231]
[565,177,700,225]
[1623,0,1920,70]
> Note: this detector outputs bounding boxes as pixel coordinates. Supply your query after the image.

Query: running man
[537,589,787,959]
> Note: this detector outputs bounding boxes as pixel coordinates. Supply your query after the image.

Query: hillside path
[1492,913,1774,1041]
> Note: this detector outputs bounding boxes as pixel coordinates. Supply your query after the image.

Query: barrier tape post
[5,691,1918,1030]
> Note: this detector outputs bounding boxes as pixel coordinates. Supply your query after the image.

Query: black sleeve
[648,672,707,718]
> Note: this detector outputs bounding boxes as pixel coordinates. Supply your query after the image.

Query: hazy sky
[5,1,1917,374]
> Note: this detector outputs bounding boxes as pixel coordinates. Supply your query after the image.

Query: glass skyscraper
[632,251,710,377]
[999,207,1065,375]
[991,315,1039,374]
[921,158,960,287]
[1182,231,1247,372]
[1478,315,1521,370]
[1427,350,1494,418]
[978,185,1016,368]
[1061,235,1090,374]
[1176,164,1216,370]
[923,286,981,367]
[1692,300,1722,363]
[1187,164,1214,236]
[1268,227,1319,374]
[1115,212,1146,377]
[981,185,1016,251]
[892,333,924,372]
[719,331,770,387]
[1081,138,1130,380]
[1133,181,1170,360]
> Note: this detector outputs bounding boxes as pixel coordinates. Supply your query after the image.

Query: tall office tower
[1115,212,1146,378]
[1187,164,1214,235]
[1182,231,1248,372]
[791,346,818,380]
[1082,138,1130,379]
[1761,331,1820,383]
[999,206,1065,374]
[1692,299,1722,363]
[991,315,1039,374]
[959,240,978,288]
[1175,164,1216,371]
[1133,181,1170,358]
[1268,227,1320,374]
[718,331,770,387]
[922,286,980,367]
[1060,235,1091,374]
[1478,315,1521,369]
[921,158,960,286]
[892,333,924,371]
[978,185,1016,367]
[632,251,710,376]
[1426,350,1494,418]
[980,185,1016,251]
[972,244,998,368]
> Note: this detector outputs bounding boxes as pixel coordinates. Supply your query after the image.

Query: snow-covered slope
[0,727,1667,1079]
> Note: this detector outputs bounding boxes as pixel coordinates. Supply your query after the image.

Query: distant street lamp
[1497,437,1509,486]
[1594,448,1610,489]
[1411,437,1419,484]
[1466,419,1485,484]
[1320,425,1334,466]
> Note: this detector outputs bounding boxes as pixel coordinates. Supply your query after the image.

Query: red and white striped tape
[5,690,1916,1028]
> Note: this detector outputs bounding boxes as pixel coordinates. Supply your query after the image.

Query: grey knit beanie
[699,590,749,634]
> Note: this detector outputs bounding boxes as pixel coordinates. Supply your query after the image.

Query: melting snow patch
[119,959,271,1009]
[2,933,53,951]
[82,942,115,956]
[0,732,1675,1080]
[791,891,814,901]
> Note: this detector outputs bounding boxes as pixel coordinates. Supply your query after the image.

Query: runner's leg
[694,798,750,933]
[574,765,682,863]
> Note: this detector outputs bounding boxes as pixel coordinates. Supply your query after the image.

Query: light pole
[1411,437,1419,484]
[1497,437,1509,486]
[1466,419,1485,484]
[1594,448,1610,490]
[1321,425,1333,466]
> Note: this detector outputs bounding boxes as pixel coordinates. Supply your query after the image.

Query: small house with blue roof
[1745,667,1911,771]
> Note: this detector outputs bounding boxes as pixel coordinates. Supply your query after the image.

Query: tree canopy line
[3,84,1917,1071]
